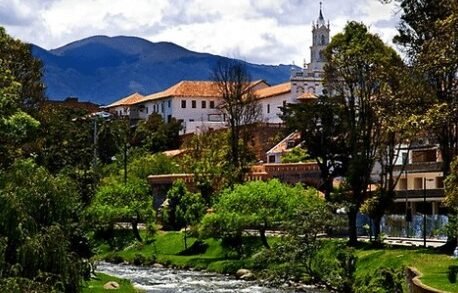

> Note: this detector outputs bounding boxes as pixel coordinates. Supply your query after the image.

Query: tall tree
[323,21,405,245]
[391,0,458,175]
[0,27,45,114]
[212,60,261,183]
[281,95,349,199]
[181,131,230,205]
[0,28,40,169]
[0,159,87,292]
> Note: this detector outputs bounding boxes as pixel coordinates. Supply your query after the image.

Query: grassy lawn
[355,245,458,292]
[82,273,140,293]
[96,230,260,273]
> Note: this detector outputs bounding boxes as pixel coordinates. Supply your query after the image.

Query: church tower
[309,2,330,73]
[290,2,330,98]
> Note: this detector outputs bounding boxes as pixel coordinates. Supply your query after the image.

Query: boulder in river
[103,281,120,289]
[236,269,255,280]
[240,272,256,281]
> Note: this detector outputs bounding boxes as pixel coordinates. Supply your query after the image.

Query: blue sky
[0,0,401,65]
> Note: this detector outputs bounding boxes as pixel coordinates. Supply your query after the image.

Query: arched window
[308,86,316,94]
[321,34,326,45]
[296,86,304,94]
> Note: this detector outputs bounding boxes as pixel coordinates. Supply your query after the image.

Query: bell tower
[309,2,330,73]
[290,2,330,98]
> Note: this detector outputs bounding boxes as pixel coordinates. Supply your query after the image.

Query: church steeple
[317,2,326,27]
[310,2,330,71]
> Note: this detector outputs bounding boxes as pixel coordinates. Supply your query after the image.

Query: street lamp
[423,177,434,247]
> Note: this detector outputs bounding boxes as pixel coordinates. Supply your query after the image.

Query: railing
[393,161,442,173]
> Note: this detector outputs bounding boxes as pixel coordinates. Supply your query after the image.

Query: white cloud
[0,0,401,65]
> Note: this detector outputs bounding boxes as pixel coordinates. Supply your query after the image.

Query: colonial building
[103,5,329,134]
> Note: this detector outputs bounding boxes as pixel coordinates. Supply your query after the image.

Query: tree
[0,159,87,292]
[132,113,182,153]
[165,180,205,249]
[0,27,45,114]
[281,147,311,163]
[391,0,458,175]
[212,60,262,183]
[0,29,40,169]
[200,180,316,249]
[181,131,230,204]
[281,96,349,199]
[323,21,405,245]
[88,179,155,242]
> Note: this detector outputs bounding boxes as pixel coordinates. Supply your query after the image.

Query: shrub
[353,267,405,293]
[448,265,458,283]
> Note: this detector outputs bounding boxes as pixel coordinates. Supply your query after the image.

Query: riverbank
[92,230,458,292]
[83,272,140,293]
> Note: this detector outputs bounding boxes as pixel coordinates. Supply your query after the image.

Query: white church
[104,5,330,134]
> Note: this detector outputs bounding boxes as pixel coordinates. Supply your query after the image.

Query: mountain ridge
[32,35,296,105]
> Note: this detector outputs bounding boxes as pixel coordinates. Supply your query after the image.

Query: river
[96,262,327,293]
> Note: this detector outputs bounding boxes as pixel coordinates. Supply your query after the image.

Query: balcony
[393,162,442,173]
[394,188,444,200]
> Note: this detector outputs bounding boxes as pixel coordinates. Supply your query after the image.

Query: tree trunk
[184,226,188,249]
[259,228,270,249]
[373,216,382,243]
[132,217,142,242]
[347,208,358,246]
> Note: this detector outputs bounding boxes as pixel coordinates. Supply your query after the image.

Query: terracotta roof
[139,81,220,103]
[254,82,291,99]
[104,92,144,108]
[137,80,269,104]
[297,92,317,101]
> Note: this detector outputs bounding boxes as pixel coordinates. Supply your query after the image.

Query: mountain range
[31,36,296,105]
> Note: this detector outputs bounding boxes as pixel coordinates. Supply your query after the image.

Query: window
[145,107,148,114]
[161,102,164,112]
[189,119,194,122]
[296,86,304,94]
[268,155,276,163]
[321,34,326,45]
[436,177,444,188]
[167,115,172,123]
[210,101,215,109]
[153,105,156,112]
[399,178,407,190]
[414,177,423,189]
[401,152,408,164]
[192,100,196,108]
[267,104,270,114]
[168,100,171,108]
[181,100,186,108]
[202,100,206,108]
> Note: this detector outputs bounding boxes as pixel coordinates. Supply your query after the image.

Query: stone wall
[406,267,448,293]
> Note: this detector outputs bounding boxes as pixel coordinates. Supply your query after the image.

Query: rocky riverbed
[96,261,328,293]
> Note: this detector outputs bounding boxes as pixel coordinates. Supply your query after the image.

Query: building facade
[104,6,328,133]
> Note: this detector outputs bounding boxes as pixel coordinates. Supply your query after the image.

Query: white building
[104,5,329,134]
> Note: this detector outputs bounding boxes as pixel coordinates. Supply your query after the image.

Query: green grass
[355,245,458,292]
[82,273,140,293]
[96,230,262,273]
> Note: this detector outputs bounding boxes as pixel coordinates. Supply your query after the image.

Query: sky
[0,0,402,65]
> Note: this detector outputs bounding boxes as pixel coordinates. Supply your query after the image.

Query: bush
[448,265,458,283]
[353,267,405,293]
[133,254,147,266]
[104,253,125,264]
[311,242,356,292]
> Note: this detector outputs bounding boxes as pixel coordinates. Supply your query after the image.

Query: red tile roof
[105,92,144,108]
[254,82,291,99]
